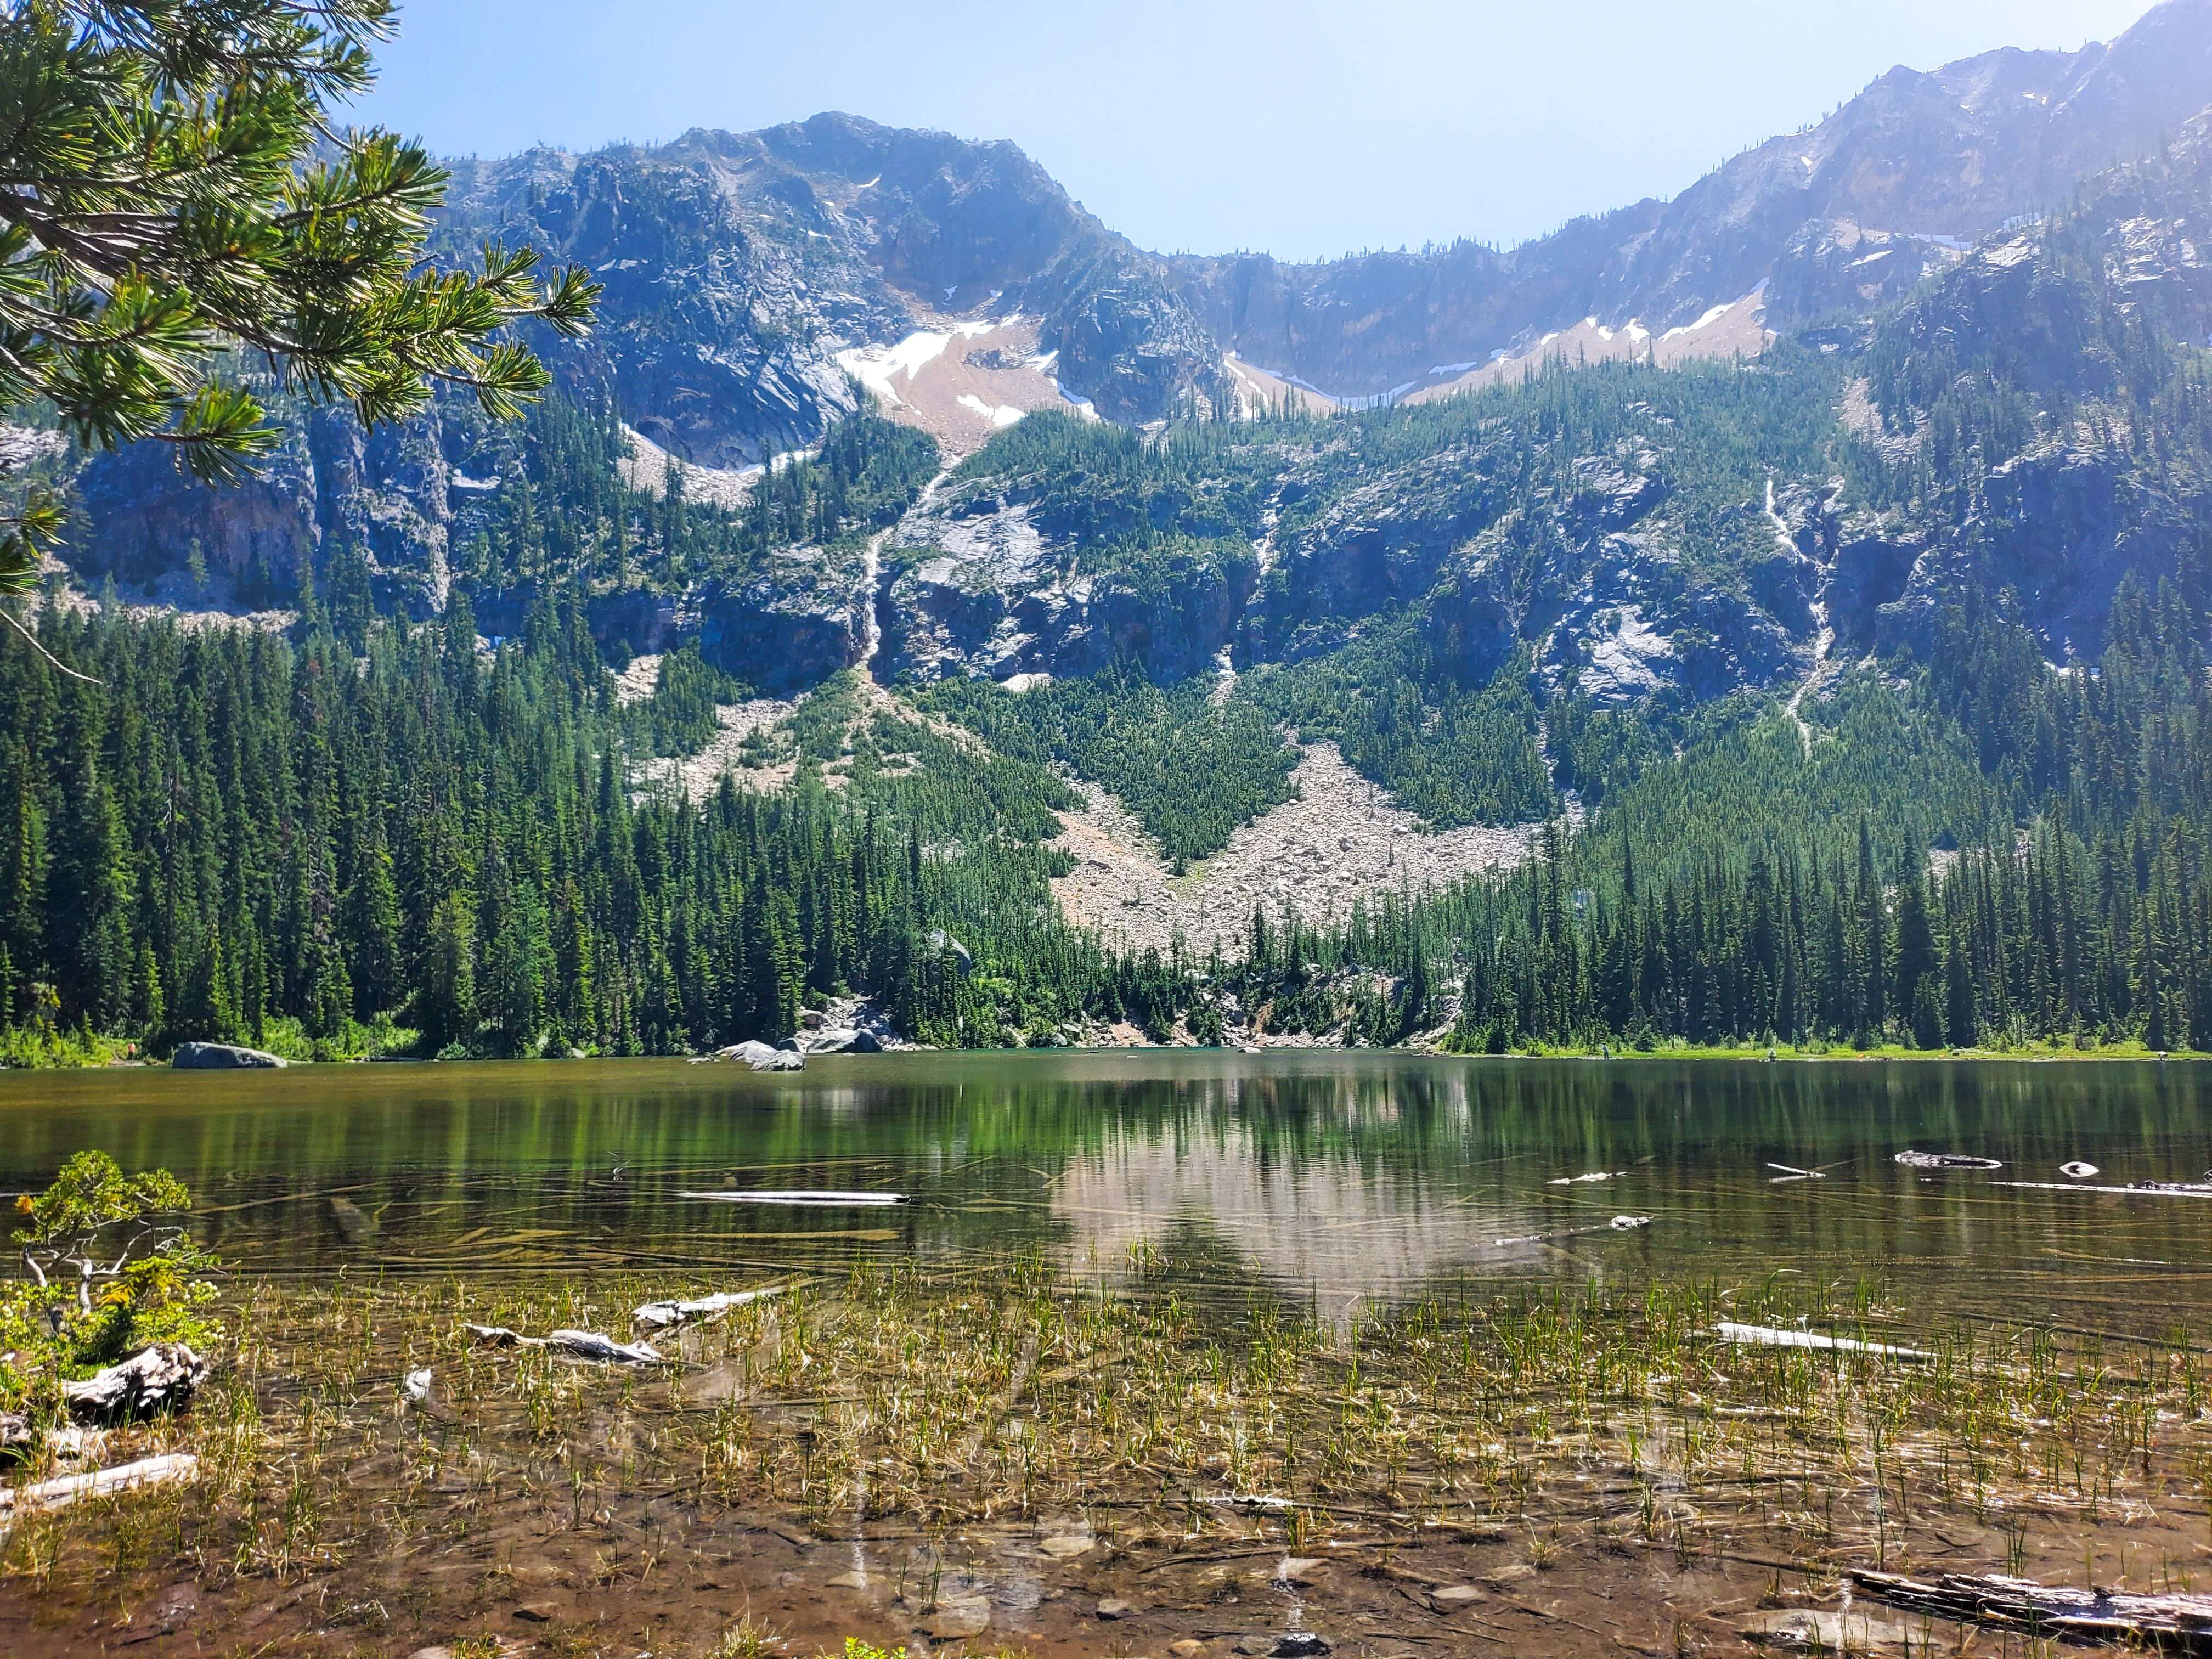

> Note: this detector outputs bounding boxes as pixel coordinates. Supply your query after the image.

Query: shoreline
[7,1041,2207,1071]
[4,1258,2203,1659]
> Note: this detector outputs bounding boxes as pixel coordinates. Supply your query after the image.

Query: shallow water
[2,1052,2209,1331]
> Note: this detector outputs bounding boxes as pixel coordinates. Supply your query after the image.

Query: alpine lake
[3,1052,2211,1658]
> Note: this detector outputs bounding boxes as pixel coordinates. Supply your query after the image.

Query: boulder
[809,1028,882,1054]
[172,1042,286,1070]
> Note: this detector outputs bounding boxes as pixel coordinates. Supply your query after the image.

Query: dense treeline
[450,399,941,595]
[12,187,2212,1059]
[0,597,1154,1060]
[916,664,1297,868]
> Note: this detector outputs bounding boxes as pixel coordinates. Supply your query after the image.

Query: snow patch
[837,330,957,408]
[958,393,1026,429]
[1663,301,1736,341]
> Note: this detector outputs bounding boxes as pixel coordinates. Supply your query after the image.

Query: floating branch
[1994,1181,2212,1198]
[676,1190,909,1206]
[1894,1151,2002,1171]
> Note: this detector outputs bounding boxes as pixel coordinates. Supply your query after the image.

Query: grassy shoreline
[4,1255,2208,1656]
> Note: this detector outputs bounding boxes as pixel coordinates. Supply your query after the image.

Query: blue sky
[356,0,2160,262]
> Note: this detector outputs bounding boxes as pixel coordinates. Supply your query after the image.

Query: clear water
[2,1053,2208,1334]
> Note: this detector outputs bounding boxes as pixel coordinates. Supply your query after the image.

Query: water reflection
[0,1054,2208,1332]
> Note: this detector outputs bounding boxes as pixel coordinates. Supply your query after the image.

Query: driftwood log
[0,1453,199,1517]
[463,1324,663,1364]
[632,1283,785,1331]
[1894,1150,2003,1170]
[1853,1570,2212,1651]
[1716,1322,1933,1361]
[677,1189,907,1206]
[61,1343,208,1423]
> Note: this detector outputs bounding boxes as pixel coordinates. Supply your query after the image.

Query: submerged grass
[8,1250,2212,1641]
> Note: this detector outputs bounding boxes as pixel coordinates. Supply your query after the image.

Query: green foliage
[1243,629,1554,829]
[0,0,599,591]
[636,646,748,756]
[0,1152,221,1407]
[919,663,1297,867]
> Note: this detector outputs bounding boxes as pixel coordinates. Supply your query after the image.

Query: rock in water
[918,1597,991,1639]
[172,1041,286,1069]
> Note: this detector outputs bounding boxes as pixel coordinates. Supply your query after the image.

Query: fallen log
[1995,1180,2212,1198]
[61,1343,208,1423]
[1492,1216,1651,1246]
[1895,1150,2002,1170]
[632,1283,786,1331]
[462,1325,664,1364]
[1852,1570,2212,1651]
[1714,1322,1933,1361]
[0,1453,199,1516]
[676,1189,908,1206]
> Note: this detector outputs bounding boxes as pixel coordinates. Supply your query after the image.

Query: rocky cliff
[48,1,2212,721]
[1167,0,2212,402]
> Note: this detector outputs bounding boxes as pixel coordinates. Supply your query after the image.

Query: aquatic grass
[6,1250,2212,1630]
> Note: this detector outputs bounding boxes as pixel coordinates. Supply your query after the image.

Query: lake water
[2,1053,2209,1335]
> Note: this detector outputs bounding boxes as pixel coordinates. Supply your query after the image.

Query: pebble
[1170,1643,1206,1657]
[825,1571,871,1590]
[511,1601,565,1623]
[1272,1557,1327,1585]
[1483,1562,1536,1583]
[154,1584,199,1630]
[1429,1584,1486,1607]
[1097,1596,1133,1619]
[1270,1637,1332,1658]
[1039,1533,1094,1559]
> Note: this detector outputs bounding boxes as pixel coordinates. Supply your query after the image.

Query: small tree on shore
[4,1150,218,1392]
[0,0,600,605]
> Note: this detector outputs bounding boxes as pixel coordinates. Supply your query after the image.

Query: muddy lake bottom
[5,1052,2212,1655]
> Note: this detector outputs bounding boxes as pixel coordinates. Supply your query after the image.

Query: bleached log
[0,1453,198,1515]
[61,1343,208,1423]
[1894,1150,2002,1170]
[633,1283,786,1331]
[463,1324,663,1364]
[1852,1570,2212,1651]
[677,1189,908,1206]
[1996,1179,2212,1198]
[1714,1322,1932,1361]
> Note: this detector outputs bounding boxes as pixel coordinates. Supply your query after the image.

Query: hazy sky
[355,0,2163,262]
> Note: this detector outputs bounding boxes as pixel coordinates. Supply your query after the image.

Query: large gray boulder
[172,1042,287,1070]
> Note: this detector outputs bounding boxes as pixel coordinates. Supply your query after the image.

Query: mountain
[1172,0,2212,403]
[13,6,2212,1063]
[435,114,1226,463]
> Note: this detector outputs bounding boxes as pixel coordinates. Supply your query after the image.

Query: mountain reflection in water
[0,1052,2206,1334]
